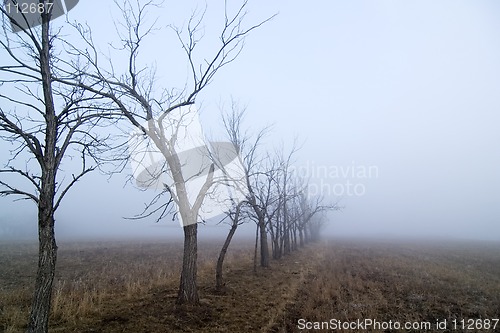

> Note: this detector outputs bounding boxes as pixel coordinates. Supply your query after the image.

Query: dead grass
[0,239,319,332]
[271,239,500,333]
[1,238,499,332]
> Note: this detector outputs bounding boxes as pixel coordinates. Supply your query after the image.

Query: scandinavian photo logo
[128,105,247,227]
[290,160,379,197]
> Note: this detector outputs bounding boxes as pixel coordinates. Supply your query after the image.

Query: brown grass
[271,239,500,333]
[0,239,318,332]
[1,238,499,332]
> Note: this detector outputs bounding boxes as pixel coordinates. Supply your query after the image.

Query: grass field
[0,238,499,332]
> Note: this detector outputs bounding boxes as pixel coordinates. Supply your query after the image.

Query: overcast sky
[1,0,499,241]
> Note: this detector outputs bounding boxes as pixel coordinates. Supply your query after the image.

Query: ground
[1,238,499,332]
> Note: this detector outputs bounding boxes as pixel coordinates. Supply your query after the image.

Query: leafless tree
[256,143,340,260]
[214,103,268,290]
[273,143,300,257]
[249,153,280,268]
[296,189,340,245]
[57,0,274,304]
[215,200,244,291]
[0,3,119,332]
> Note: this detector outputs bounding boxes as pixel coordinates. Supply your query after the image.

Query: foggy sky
[1,0,499,241]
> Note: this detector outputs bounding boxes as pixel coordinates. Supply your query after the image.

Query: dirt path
[63,243,326,333]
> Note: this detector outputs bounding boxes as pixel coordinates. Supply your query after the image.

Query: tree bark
[292,227,297,251]
[305,225,311,244]
[259,219,269,267]
[26,8,59,332]
[298,227,304,247]
[270,221,280,260]
[215,208,239,291]
[253,224,259,274]
[26,214,57,333]
[177,223,199,305]
[283,226,291,255]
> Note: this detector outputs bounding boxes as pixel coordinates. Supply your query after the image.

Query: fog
[1,1,499,242]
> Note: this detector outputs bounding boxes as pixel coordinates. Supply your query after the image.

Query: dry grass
[272,239,500,333]
[1,238,499,332]
[0,239,318,332]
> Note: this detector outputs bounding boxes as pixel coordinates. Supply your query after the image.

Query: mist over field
[1,0,499,242]
[3,2,500,332]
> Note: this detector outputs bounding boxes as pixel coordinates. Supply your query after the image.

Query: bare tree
[251,143,340,260]
[249,153,280,267]
[219,104,276,268]
[58,0,274,304]
[296,190,340,245]
[271,143,300,258]
[215,200,244,291]
[0,3,118,332]
[214,103,268,290]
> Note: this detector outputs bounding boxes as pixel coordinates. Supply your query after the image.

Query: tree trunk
[304,225,310,244]
[299,228,304,247]
[284,226,291,255]
[27,14,59,329]
[253,224,259,274]
[26,211,57,333]
[215,220,238,291]
[272,237,280,260]
[259,219,269,267]
[271,222,280,260]
[177,223,199,305]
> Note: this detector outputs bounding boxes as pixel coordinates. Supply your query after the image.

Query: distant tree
[270,143,300,258]
[247,152,281,268]
[215,200,244,291]
[254,144,340,260]
[296,191,339,244]
[215,104,268,290]
[0,3,117,332]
